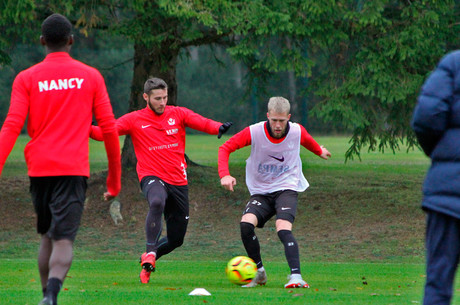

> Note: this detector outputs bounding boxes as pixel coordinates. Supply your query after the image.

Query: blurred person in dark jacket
[412,50,460,305]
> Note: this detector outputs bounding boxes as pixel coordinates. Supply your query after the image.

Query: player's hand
[218,122,233,139]
[221,175,236,192]
[320,145,331,160]
[103,191,116,201]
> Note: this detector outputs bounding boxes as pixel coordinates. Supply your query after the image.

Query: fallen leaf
[112,282,118,285]
[165,287,177,290]
[80,290,86,292]
[29,279,36,283]
[329,288,337,291]
[395,293,401,296]
[356,287,363,290]
[363,281,368,285]
[293,294,304,297]
[64,288,69,291]
[370,293,379,296]
[315,288,319,292]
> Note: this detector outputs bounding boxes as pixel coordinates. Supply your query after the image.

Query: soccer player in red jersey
[91,77,232,283]
[219,97,330,288]
[0,14,121,305]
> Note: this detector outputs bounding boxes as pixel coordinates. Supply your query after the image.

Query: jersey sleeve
[92,73,121,196]
[218,127,251,178]
[0,73,30,176]
[90,113,132,141]
[180,107,222,134]
[299,125,322,156]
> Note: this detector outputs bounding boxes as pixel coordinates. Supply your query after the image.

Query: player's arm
[181,107,232,138]
[299,125,331,160]
[0,74,29,176]
[90,114,130,141]
[411,53,454,156]
[92,75,122,200]
[218,127,251,191]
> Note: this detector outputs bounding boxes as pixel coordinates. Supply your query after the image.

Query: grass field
[0,259,431,305]
[0,134,446,304]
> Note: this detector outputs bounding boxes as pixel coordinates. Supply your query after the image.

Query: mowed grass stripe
[0,259,436,305]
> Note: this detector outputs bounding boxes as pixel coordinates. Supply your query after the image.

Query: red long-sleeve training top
[0,52,121,195]
[91,106,222,185]
[218,122,323,178]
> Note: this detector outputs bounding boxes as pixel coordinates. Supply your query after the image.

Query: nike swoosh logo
[269,155,285,162]
[142,125,151,129]
[185,216,190,220]
[148,180,155,185]
[281,207,291,210]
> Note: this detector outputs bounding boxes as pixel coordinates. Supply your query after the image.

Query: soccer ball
[225,256,257,285]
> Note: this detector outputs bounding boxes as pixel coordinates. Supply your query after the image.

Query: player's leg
[141,177,168,253]
[31,177,54,296]
[240,214,261,268]
[155,184,189,259]
[424,210,460,305]
[240,195,273,287]
[34,176,86,304]
[139,177,168,282]
[38,235,52,296]
[275,190,309,288]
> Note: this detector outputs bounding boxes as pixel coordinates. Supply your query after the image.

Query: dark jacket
[411,50,460,218]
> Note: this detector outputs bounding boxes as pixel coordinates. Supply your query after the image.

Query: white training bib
[245,121,309,195]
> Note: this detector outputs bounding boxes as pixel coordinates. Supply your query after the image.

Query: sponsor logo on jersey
[269,155,285,162]
[149,143,179,151]
[38,78,84,92]
[168,118,175,125]
[166,128,178,135]
[257,163,289,174]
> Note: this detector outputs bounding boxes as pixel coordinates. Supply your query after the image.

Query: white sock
[290,273,302,280]
[258,267,265,272]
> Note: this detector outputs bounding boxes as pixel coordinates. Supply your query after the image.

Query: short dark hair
[41,13,72,48]
[144,77,168,94]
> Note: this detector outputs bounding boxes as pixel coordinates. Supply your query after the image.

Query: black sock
[42,287,47,296]
[240,222,263,268]
[45,277,62,303]
[278,230,301,274]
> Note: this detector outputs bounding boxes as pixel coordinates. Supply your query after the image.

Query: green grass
[0,259,433,305]
[0,134,436,304]
[0,136,126,177]
[2,134,429,177]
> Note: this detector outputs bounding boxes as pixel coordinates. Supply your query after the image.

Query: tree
[310,0,460,159]
[2,0,460,163]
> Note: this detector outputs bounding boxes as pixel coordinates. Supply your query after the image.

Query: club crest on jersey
[168,118,176,125]
[166,128,178,135]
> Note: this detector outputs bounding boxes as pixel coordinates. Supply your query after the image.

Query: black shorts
[243,190,298,228]
[30,176,87,241]
[140,176,189,221]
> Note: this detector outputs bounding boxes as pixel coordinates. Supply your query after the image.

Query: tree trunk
[121,41,180,169]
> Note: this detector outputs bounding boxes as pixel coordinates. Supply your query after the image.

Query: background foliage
[1,0,460,159]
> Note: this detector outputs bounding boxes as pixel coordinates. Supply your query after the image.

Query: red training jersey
[218,121,322,178]
[92,106,222,185]
[0,52,121,195]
